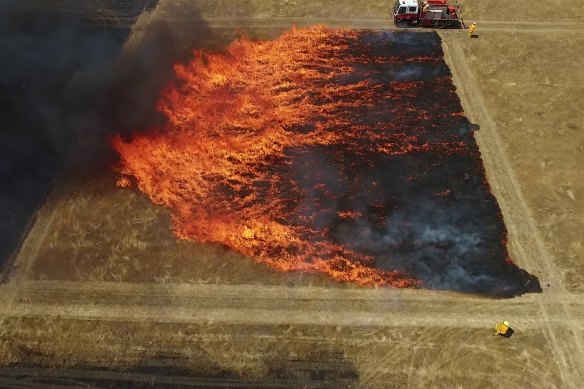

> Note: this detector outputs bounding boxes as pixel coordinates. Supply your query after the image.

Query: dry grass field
[0,317,563,387]
[460,32,584,291]
[462,0,584,21]
[0,0,582,387]
[29,168,334,286]
[162,0,584,22]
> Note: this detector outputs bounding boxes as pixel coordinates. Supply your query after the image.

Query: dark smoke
[0,1,210,269]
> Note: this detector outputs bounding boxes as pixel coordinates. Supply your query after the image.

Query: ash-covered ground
[273,31,541,296]
[318,32,541,296]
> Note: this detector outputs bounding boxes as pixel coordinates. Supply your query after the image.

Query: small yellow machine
[494,320,510,336]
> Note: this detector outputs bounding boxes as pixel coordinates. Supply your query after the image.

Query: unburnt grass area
[0,317,561,388]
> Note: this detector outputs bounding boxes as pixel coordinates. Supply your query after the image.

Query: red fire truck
[392,0,462,28]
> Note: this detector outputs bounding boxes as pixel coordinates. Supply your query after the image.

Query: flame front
[112,26,482,289]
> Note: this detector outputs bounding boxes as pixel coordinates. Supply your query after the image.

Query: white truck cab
[393,0,419,20]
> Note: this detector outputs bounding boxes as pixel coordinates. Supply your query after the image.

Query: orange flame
[109,26,473,288]
[116,176,132,188]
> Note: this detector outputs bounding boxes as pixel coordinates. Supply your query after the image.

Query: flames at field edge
[110,25,481,289]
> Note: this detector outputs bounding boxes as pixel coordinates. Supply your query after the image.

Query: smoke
[281,133,536,296]
[0,1,210,267]
[361,30,441,57]
[324,157,539,297]
[333,198,500,292]
[391,64,441,81]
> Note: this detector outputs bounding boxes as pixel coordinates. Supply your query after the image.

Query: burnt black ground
[274,30,540,297]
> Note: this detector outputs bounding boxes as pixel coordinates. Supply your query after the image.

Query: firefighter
[468,22,477,38]
[494,320,510,336]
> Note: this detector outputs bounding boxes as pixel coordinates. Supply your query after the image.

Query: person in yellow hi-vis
[468,22,477,38]
[494,320,510,336]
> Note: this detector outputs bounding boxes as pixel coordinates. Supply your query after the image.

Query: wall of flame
[112,26,539,296]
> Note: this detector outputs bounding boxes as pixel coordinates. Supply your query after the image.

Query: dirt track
[0,276,581,387]
[1,1,583,387]
[1,280,583,328]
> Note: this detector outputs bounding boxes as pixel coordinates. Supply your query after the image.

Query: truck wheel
[436,21,445,29]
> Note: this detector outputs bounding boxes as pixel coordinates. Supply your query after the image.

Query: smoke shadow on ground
[0,346,358,388]
[0,1,214,273]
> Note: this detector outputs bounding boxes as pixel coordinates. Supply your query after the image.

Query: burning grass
[112,26,539,297]
[31,176,334,286]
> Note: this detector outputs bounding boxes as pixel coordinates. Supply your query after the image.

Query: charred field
[26,27,539,297]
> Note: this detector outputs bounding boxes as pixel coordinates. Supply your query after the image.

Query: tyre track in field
[2,280,583,331]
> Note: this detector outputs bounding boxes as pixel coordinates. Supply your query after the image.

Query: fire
[337,210,363,220]
[241,226,255,240]
[116,176,131,188]
[111,26,538,295]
